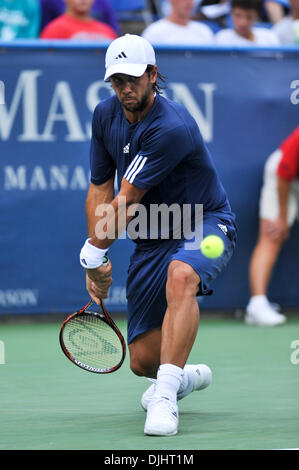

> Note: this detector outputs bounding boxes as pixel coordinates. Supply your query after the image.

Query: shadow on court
[0,317,298,450]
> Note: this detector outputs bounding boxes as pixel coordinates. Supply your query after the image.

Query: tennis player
[79,34,237,436]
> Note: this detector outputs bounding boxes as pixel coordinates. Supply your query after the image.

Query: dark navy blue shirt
[90,93,235,242]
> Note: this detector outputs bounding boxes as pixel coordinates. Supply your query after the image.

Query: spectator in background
[142,0,214,45]
[193,1,231,32]
[192,0,288,29]
[39,0,120,34]
[245,126,299,326]
[273,0,299,44]
[215,0,280,45]
[264,0,289,24]
[40,0,117,41]
[0,0,40,39]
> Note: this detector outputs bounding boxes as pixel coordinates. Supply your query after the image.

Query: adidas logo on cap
[115,51,128,60]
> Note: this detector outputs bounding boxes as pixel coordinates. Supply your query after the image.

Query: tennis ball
[200,235,224,259]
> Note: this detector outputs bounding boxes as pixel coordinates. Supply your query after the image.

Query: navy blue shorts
[126,214,236,344]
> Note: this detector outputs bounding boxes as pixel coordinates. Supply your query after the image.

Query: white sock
[149,367,190,393]
[249,295,268,306]
[154,364,184,403]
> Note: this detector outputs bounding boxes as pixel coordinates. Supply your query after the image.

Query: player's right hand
[85,261,112,303]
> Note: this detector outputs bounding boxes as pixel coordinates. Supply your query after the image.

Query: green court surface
[0,316,298,450]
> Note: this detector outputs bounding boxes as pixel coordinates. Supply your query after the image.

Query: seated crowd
[0,0,297,45]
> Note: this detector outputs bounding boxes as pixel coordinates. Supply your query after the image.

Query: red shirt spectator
[39,0,120,34]
[40,13,117,40]
[277,126,299,181]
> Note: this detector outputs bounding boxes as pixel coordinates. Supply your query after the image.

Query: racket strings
[62,314,122,370]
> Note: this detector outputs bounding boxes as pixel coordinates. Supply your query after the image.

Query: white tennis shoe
[141,364,212,411]
[144,396,179,436]
[245,297,286,326]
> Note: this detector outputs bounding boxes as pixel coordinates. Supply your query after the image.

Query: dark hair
[146,65,167,95]
[231,0,262,13]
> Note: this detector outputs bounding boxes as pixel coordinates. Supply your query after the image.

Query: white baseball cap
[104,34,156,82]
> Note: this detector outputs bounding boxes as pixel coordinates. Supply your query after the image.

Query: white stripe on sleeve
[124,154,142,180]
[128,156,148,184]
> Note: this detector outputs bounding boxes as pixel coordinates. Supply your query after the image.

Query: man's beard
[121,85,152,113]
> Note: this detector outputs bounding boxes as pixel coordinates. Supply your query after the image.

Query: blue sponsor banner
[0,43,298,314]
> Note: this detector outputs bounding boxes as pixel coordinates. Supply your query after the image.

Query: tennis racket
[59,299,126,374]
